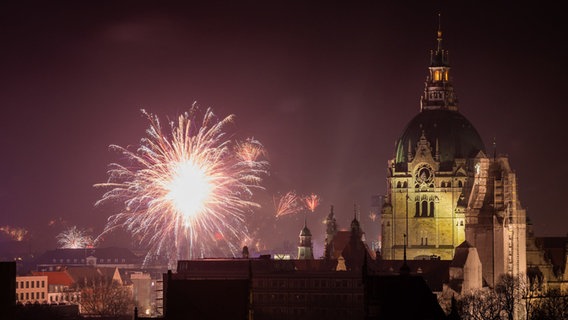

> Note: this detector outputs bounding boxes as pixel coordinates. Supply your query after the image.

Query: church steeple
[297,216,314,259]
[421,13,459,112]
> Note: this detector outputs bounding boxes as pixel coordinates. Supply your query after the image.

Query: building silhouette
[163,216,447,320]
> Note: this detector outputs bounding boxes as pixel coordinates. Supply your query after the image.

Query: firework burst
[273,191,302,217]
[57,226,94,249]
[303,193,320,212]
[95,105,267,268]
[0,226,28,241]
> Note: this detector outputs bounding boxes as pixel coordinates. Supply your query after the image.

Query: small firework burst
[0,226,28,241]
[57,226,94,249]
[303,193,320,212]
[274,191,302,217]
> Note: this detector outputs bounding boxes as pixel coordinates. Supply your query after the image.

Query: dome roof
[394,109,485,170]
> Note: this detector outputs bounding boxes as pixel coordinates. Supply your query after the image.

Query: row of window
[253,293,363,305]
[51,258,127,263]
[395,180,464,188]
[254,279,361,289]
[17,292,45,301]
[254,307,363,317]
[50,294,80,303]
[415,201,435,217]
[16,280,45,289]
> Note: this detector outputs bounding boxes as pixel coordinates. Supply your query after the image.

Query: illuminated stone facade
[381,24,527,288]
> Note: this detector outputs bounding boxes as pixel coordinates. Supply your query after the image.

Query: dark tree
[78,278,134,317]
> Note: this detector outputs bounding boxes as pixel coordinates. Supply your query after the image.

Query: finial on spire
[437,12,443,52]
[353,202,358,221]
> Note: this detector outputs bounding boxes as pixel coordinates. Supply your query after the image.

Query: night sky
[1,1,566,255]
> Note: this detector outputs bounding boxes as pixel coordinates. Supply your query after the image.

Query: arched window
[429,202,435,217]
[441,182,446,188]
[434,70,441,81]
[403,181,408,188]
[421,201,428,217]
[396,181,401,188]
[415,202,420,217]
[448,181,452,187]
[458,180,463,188]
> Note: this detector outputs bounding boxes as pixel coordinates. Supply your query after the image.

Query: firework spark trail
[274,191,302,217]
[57,226,93,249]
[303,193,320,212]
[0,226,28,241]
[95,105,267,268]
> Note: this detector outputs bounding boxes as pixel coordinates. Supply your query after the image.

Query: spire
[298,214,313,259]
[430,12,448,67]
[353,202,357,221]
[436,12,443,52]
[421,13,458,111]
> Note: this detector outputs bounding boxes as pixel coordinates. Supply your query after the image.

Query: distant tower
[324,205,338,259]
[297,217,314,260]
[341,205,367,271]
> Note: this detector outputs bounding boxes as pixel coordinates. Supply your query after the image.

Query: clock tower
[381,19,485,261]
[380,17,527,288]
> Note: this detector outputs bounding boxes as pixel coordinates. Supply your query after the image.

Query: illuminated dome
[394,109,485,170]
[393,20,486,171]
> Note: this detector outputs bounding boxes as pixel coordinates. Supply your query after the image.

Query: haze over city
[1,1,566,256]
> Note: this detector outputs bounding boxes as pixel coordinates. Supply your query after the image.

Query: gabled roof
[66,266,122,285]
[31,270,74,286]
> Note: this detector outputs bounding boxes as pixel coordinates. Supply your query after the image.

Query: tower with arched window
[380,18,526,288]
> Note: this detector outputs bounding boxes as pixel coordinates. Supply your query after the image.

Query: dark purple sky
[1,1,566,253]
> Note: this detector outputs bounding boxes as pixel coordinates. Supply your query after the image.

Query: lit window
[434,70,441,81]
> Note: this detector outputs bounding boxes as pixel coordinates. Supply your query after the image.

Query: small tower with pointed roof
[297,217,314,260]
[324,205,338,259]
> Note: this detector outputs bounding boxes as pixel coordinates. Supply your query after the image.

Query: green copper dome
[394,109,486,171]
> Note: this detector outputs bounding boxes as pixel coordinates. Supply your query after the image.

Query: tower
[381,15,527,287]
[297,217,314,260]
[324,205,338,259]
[382,18,485,261]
